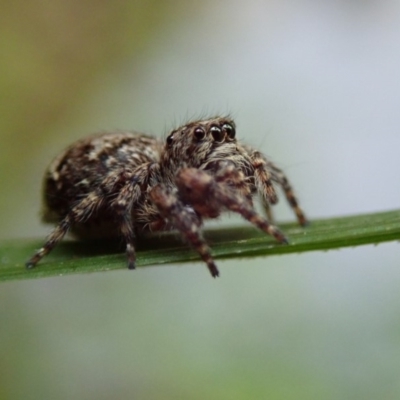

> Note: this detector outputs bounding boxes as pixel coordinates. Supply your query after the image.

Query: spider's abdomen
[42,132,162,222]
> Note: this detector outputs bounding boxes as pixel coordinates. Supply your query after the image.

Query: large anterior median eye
[210,126,224,142]
[223,123,235,139]
[194,127,206,140]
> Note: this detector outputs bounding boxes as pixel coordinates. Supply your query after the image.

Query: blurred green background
[1,1,400,399]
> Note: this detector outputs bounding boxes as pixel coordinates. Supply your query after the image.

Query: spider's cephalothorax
[26,117,307,277]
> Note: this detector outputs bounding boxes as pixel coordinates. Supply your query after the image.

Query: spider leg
[261,198,275,224]
[176,167,288,244]
[245,145,307,226]
[26,216,72,268]
[110,181,142,270]
[149,185,219,278]
[26,169,141,269]
[249,150,278,205]
[120,215,136,270]
[267,161,308,226]
[25,188,104,268]
[211,161,253,204]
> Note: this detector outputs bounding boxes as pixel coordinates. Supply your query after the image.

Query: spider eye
[166,134,174,146]
[223,123,235,139]
[193,127,206,140]
[210,126,224,142]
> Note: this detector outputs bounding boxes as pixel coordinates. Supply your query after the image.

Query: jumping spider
[26,116,307,277]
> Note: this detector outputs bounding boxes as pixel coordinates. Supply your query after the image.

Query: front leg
[266,161,308,226]
[246,146,308,226]
[175,167,288,244]
[249,150,278,205]
[149,185,220,278]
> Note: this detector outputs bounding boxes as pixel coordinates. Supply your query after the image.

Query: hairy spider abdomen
[42,132,162,222]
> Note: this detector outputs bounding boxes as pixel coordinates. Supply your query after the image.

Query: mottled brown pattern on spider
[27,116,307,277]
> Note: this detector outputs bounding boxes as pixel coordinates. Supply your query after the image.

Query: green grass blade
[0,209,399,282]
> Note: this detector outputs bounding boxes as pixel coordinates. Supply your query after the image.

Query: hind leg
[26,169,139,269]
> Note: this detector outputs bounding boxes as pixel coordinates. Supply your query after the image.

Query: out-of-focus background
[1,1,400,399]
